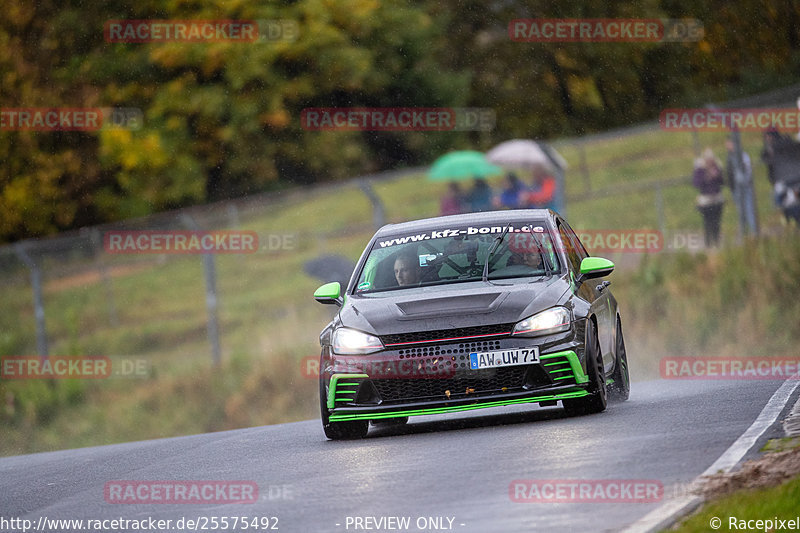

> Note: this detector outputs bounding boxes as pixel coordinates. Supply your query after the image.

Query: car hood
[339,275,571,335]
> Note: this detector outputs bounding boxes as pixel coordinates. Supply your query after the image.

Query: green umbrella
[428,150,503,181]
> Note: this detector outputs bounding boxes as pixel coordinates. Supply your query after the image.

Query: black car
[313,209,630,439]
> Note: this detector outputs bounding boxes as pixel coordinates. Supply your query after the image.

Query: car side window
[557,222,581,273]
[562,220,589,260]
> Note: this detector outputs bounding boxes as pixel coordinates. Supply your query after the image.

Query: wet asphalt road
[0,379,796,533]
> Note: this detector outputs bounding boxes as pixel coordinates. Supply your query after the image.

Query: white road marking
[621,378,800,533]
[782,395,800,437]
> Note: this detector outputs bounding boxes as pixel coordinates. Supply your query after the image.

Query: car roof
[374,209,559,237]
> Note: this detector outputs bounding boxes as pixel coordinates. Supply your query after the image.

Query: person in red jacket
[524,164,557,209]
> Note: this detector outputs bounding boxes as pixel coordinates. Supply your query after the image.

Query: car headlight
[512,307,571,337]
[332,328,384,355]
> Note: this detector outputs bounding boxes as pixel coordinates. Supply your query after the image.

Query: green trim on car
[327,373,369,409]
[580,256,615,273]
[328,389,590,421]
[362,256,378,290]
[314,281,345,306]
[314,281,341,299]
[540,350,589,384]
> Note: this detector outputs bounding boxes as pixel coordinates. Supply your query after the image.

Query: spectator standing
[774,181,800,226]
[725,137,759,238]
[693,148,725,248]
[524,163,557,210]
[760,128,779,186]
[495,172,524,209]
[467,178,493,212]
[439,181,465,216]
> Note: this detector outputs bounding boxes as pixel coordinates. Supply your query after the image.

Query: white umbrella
[486,139,568,170]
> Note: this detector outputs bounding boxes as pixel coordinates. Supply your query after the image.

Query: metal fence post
[577,142,591,193]
[181,214,222,367]
[357,179,386,229]
[91,228,119,327]
[227,203,241,229]
[692,130,701,158]
[13,242,48,357]
[655,184,666,238]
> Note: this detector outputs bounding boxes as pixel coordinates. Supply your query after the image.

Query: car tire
[320,376,369,440]
[607,317,630,402]
[563,319,607,416]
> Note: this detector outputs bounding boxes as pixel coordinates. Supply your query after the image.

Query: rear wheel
[563,320,607,416]
[320,377,368,440]
[607,317,630,402]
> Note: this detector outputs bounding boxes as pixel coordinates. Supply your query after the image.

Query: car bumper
[325,348,589,422]
[328,385,589,422]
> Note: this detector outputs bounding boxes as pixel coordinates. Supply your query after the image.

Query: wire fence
[2,83,799,362]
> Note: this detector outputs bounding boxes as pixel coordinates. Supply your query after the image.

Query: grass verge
[0,125,795,455]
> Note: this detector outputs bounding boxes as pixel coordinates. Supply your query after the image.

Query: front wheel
[563,320,607,416]
[607,317,630,402]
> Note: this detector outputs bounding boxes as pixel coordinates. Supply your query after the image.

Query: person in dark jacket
[760,128,780,186]
[439,181,465,216]
[495,173,524,209]
[467,177,493,212]
[693,148,725,248]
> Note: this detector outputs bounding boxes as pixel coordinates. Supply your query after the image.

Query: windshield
[354,222,559,293]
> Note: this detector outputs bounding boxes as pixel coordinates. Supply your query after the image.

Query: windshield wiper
[482,224,512,283]
[528,229,552,279]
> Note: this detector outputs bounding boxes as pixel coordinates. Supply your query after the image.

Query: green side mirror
[578,257,615,283]
[314,282,343,306]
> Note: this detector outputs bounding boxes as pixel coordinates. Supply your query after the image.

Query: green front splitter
[328,390,589,422]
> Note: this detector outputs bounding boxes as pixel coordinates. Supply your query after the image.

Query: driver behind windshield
[506,235,545,270]
[508,250,544,270]
[394,253,421,286]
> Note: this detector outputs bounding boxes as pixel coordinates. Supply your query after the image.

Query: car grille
[371,366,529,402]
[381,323,515,346]
[397,340,502,365]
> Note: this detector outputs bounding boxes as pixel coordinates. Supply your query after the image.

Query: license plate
[469,347,539,370]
